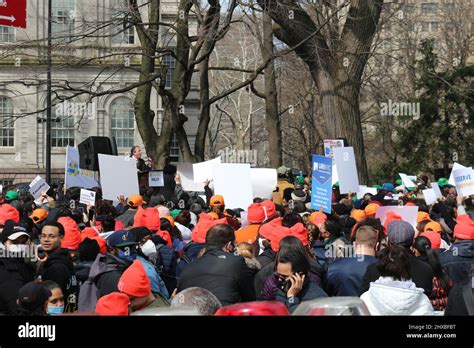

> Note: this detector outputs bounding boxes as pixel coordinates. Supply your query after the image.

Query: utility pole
[45,0,52,184]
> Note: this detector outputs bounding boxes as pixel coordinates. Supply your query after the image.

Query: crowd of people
[0,150,473,316]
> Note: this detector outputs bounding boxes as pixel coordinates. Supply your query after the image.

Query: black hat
[0,220,31,243]
[18,282,52,311]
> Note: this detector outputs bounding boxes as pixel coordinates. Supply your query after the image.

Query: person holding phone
[274,249,327,313]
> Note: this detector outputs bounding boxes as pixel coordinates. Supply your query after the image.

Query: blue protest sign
[311,154,332,213]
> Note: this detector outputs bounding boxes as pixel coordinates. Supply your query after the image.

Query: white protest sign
[79,189,96,206]
[64,146,99,189]
[98,154,139,201]
[240,211,249,228]
[452,168,474,197]
[422,188,437,205]
[148,171,164,187]
[449,163,469,186]
[375,206,419,229]
[193,157,221,184]
[213,163,253,209]
[177,163,204,192]
[431,182,442,198]
[0,185,2,194]
[198,195,207,203]
[333,147,359,194]
[356,185,378,199]
[250,168,277,199]
[29,176,50,200]
[399,173,416,188]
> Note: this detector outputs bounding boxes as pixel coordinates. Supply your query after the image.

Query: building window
[51,103,75,147]
[421,3,437,15]
[169,133,179,161]
[0,96,14,147]
[0,26,15,43]
[110,97,134,148]
[162,53,176,89]
[421,22,429,32]
[111,0,135,44]
[430,22,439,32]
[52,0,76,42]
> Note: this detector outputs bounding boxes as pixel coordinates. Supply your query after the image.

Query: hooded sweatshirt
[360,277,434,315]
[40,248,78,312]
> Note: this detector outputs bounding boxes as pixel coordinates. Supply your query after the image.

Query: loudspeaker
[78,136,117,171]
[434,168,446,181]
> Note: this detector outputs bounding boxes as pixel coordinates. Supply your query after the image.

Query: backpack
[77,277,100,313]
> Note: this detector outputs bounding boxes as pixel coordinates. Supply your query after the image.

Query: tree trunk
[262,11,282,167]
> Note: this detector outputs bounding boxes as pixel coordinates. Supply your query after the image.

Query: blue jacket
[312,241,327,268]
[326,255,376,296]
[275,278,328,313]
[137,256,169,299]
[438,240,474,284]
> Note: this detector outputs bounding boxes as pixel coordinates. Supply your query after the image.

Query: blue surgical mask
[47,306,64,315]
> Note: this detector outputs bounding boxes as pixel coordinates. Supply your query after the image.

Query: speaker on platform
[78,136,117,171]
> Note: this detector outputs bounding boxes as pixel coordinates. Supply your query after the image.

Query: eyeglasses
[40,234,59,240]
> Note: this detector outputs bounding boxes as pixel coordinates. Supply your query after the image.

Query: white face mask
[7,244,28,253]
[140,239,156,256]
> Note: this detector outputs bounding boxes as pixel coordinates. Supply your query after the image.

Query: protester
[41,280,65,315]
[327,226,378,296]
[445,265,474,316]
[118,260,169,313]
[0,221,35,315]
[319,220,347,261]
[273,248,328,313]
[116,194,144,227]
[360,245,434,315]
[95,291,130,316]
[359,220,434,295]
[171,287,222,315]
[412,236,452,311]
[438,196,474,284]
[38,222,78,312]
[16,281,51,316]
[177,224,256,306]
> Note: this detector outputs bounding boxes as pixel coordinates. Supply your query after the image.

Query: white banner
[29,176,50,200]
[422,188,437,205]
[431,182,442,198]
[448,162,469,186]
[375,206,419,229]
[250,168,277,199]
[148,171,164,187]
[98,154,139,201]
[214,163,253,209]
[177,163,204,192]
[79,189,96,206]
[399,173,416,188]
[193,157,221,184]
[65,146,99,189]
[334,147,359,194]
[452,167,474,197]
[356,185,378,199]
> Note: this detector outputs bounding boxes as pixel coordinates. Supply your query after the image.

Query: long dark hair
[413,236,450,290]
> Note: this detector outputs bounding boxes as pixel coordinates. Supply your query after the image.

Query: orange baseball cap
[162,215,175,228]
[417,212,431,223]
[364,203,379,217]
[128,194,144,207]
[210,195,225,207]
[350,209,366,222]
[31,208,48,223]
[424,221,442,234]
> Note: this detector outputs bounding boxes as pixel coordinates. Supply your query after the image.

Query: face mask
[7,244,28,253]
[47,306,64,315]
[140,240,156,257]
[117,249,136,262]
